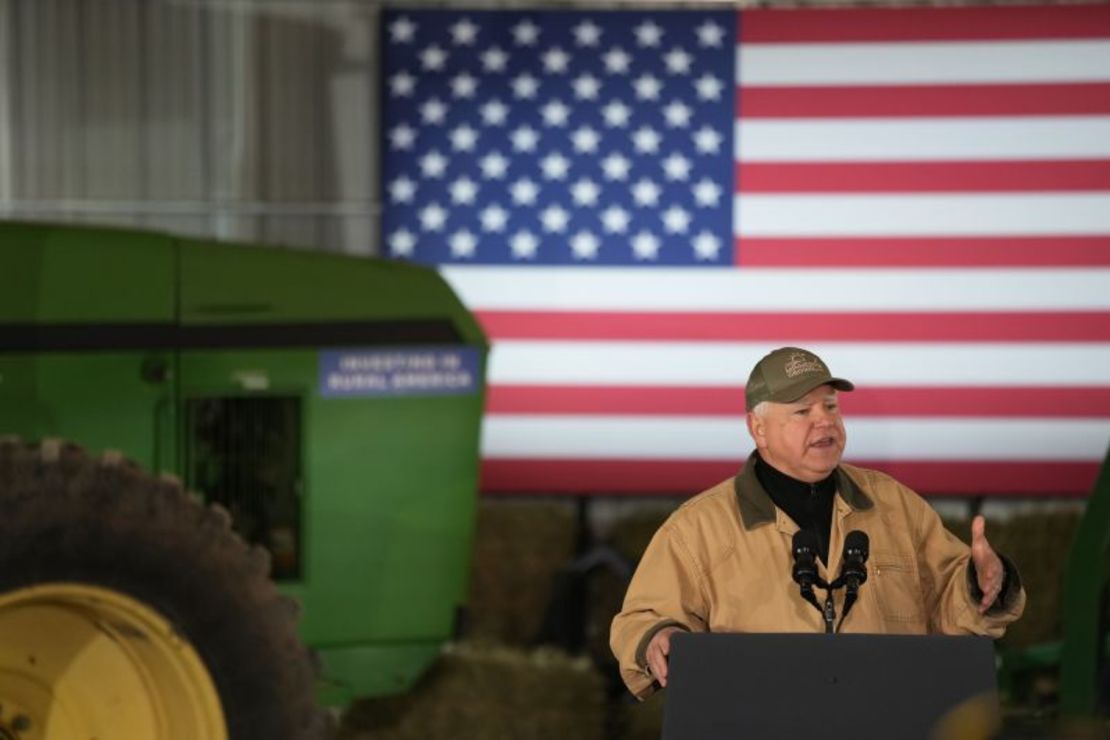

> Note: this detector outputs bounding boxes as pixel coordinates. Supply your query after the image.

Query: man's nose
[812,406,834,426]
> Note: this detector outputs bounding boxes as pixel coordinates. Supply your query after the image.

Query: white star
[481,47,509,73]
[389,16,416,44]
[510,178,540,205]
[449,177,479,205]
[573,20,602,47]
[570,231,601,260]
[389,229,416,257]
[571,126,601,154]
[389,71,416,97]
[510,230,540,259]
[540,205,570,233]
[388,176,417,203]
[540,152,571,180]
[693,178,722,207]
[662,153,691,181]
[572,74,602,101]
[663,100,692,128]
[631,230,661,260]
[450,73,478,99]
[449,125,479,152]
[633,74,662,101]
[449,229,477,258]
[662,205,691,234]
[603,47,632,75]
[479,151,509,179]
[601,206,631,234]
[419,203,448,232]
[419,150,448,178]
[542,47,571,74]
[511,126,540,152]
[420,98,448,125]
[601,152,631,180]
[480,204,509,232]
[634,20,663,48]
[601,100,631,128]
[695,74,724,101]
[420,45,448,71]
[541,100,571,128]
[450,18,479,46]
[512,20,540,46]
[692,231,722,260]
[632,126,661,154]
[693,126,723,154]
[570,178,600,207]
[631,178,661,207]
[480,99,509,126]
[511,74,539,99]
[388,124,416,150]
[696,20,726,48]
[664,47,692,75]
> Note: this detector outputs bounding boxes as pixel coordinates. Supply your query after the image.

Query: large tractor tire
[0,438,327,739]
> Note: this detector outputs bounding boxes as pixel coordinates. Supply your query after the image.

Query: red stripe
[734,237,1110,267]
[736,160,1110,193]
[738,5,1110,43]
[481,458,1097,495]
[486,386,1110,418]
[477,310,1110,342]
[737,84,1110,118]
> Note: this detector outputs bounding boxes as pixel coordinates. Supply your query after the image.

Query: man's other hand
[970,515,1005,614]
[646,626,682,686]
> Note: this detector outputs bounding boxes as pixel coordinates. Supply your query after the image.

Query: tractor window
[184,396,302,580]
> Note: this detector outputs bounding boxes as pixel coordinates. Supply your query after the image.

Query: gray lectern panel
[662,633,999,740]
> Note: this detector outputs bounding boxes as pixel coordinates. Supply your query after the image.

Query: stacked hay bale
[341,500,607,739]
[339,644,606,740]
[467,499,578,645]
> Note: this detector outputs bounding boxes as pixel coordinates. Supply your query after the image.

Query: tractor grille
[184,396,302,580]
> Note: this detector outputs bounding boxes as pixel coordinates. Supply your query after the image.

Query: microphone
[836,530,869,631]
[791,530,826,619]
[791,529,820,591]
[841,530,870,592]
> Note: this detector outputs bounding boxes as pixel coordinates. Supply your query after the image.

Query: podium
[662,633,1000,740]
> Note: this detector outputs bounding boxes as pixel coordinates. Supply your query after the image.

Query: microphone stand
[796,576,838,634]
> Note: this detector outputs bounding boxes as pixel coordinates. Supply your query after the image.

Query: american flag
[381,5,1110,497]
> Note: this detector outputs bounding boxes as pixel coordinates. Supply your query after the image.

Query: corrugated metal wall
[0,0,380,254]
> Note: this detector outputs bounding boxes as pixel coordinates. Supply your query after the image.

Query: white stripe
[734,117,1110,161]
[442,267,1110,311]
[482,415,1110,461]
[488,342,1110,386]
[734,193,1110,237]
[736,40,1110,85]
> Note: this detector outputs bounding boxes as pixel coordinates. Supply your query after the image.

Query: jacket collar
[732,451,873,530]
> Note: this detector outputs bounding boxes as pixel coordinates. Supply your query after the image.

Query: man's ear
[746,411,764,447]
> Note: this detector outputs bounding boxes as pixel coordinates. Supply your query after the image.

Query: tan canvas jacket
[610,454,1027,698]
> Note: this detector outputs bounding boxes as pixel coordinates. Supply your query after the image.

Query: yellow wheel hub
[0,583,226,739]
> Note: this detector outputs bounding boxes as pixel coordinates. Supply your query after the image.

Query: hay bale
[339,643,606,740]
[608,505,674,564]
[990,510,1082,650]
[466,500,577,645]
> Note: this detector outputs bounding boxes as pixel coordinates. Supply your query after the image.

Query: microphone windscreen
[793,529,818,555]
[844,530,869,561]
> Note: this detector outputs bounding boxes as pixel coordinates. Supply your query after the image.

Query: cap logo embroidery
[784,353,825,378]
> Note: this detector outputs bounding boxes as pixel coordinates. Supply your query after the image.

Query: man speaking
[609,346,1026,699]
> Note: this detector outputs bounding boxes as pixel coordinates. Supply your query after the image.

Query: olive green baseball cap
[745,347,854,411]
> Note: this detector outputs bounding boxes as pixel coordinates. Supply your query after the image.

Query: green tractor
[0,222,488,739]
